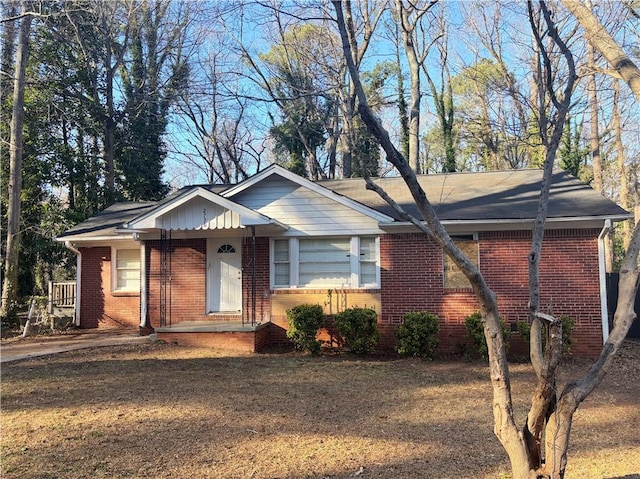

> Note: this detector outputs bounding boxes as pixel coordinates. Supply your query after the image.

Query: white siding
[158,196,241,230]
[233,176,383,236]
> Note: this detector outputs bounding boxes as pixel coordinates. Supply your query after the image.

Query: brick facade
[79,247,140,329]
[146,238,208,327]
[379,230,603,357]
[144,237,271,328]
[80,228,605,357]
[241,236,271,325]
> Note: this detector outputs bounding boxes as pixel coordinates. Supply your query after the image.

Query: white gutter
[598,220,612,343]
[381,214,632,229]
[64,241,82,327]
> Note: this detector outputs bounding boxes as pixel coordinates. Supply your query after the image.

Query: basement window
[444,234,478,290]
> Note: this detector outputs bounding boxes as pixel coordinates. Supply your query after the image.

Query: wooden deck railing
[48,281,76,312]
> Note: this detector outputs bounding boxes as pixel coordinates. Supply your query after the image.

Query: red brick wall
[242,236,271,324]
[380,230,603,357]
[79,247,140,329]
[481,230,603,357]
[146,238,207,327]
[145,237,270,327]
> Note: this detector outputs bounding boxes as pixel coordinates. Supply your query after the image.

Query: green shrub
[464,312,510,359]
[559,315,574,353]
[517,321,531,344]
[516,315,574,354]
[334,307,380,354]
[395,311,439,359]
[286,304,324,354]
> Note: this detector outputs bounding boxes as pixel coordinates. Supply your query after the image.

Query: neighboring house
[57,165,630,357]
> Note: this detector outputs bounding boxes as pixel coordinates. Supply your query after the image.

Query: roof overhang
[380,214,632,233]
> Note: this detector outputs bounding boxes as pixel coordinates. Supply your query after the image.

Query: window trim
[443,233,479,290]
[112,246,141,293]
[270,236,380,289]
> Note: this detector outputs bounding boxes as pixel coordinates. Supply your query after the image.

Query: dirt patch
[1,341,638,479]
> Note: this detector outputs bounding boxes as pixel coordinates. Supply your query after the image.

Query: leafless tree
[1,1,34,320]
[333,1,640,477]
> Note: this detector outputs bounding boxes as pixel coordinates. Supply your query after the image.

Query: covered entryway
[121,185,287,350]
[207,238,242,312]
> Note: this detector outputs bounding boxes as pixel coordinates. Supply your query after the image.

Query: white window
[113,248,141,292]
[273,239,290,286]
[358,237,378,287]
[272,237,379,289]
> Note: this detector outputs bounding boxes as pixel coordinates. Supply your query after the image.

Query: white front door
[207,239,242,312]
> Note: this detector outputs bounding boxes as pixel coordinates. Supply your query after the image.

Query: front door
[207,239,242,312]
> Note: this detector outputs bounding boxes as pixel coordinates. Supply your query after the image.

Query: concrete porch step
[154,321,271,352]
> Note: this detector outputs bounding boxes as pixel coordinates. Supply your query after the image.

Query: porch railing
[48,281,76,313]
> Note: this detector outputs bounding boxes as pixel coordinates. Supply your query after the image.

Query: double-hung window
[272,237,379,289]
[273,239,291,286]
[113,248,141,292]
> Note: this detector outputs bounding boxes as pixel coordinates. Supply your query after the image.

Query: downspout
[598,219,612,343]
[138,237,147,330]
[64,241,81,327]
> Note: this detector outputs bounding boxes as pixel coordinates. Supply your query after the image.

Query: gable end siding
[233,176,383,236]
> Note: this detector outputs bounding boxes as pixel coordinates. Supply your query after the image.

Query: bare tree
[394,0,438,173]
[587,39,604,193]
[562,0,640,101]
[461,2,534,169]
[1,1,33,320]
[612,78,632,248]
[175,46,253,184]
[333,1,640,478]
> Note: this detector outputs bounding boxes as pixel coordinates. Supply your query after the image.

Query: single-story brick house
[57,165,630,356]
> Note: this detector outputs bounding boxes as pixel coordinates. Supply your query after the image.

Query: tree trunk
[562,0,640,101]
[399,8,421,174]
[1,3,32,320]
[613,78,631,249]
[334,2,531,476]
[587,43,603,194]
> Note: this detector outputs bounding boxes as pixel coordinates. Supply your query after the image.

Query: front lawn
[1,341,638,479]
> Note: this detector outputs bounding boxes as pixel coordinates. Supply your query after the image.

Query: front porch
[154,321,272,352]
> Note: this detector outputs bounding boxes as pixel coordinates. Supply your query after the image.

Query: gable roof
[58,167,630,242]
[123,186,286,230]
[223,164,395,223]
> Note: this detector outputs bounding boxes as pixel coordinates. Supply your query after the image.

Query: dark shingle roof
[57,202,157,239]
[58,169,629,241]
[318,169,629,222]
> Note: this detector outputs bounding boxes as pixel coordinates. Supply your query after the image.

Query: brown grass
[1,340,639,479]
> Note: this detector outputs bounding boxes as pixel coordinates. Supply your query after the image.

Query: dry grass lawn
[1,340,639,479]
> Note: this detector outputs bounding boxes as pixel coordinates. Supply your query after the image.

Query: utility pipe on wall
[64,241,81,327]
[598,219,612,343]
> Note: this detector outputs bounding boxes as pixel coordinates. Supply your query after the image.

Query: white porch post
[139,240,147,328]
[64,241,82,327]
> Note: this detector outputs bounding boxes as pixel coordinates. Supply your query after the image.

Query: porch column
[139,240,148,329]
